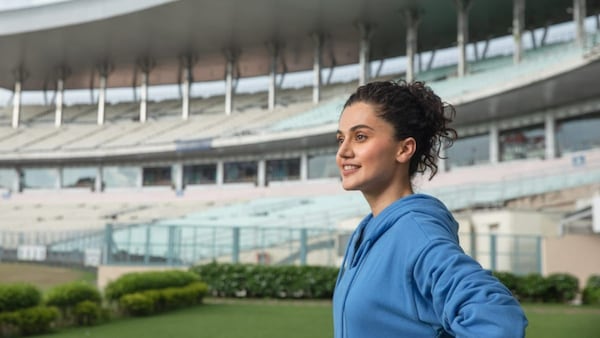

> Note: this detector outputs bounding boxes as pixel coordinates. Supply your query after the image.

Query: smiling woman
[332,81,528,338]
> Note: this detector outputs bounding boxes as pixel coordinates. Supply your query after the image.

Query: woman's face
[336,101,405,196]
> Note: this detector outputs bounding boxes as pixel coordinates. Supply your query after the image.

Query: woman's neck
[364,185,413,217]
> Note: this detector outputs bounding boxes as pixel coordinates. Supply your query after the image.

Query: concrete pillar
[257,159,266,187]
[216,161,224,185]
[439,146,448,173]
[513,0,525,64]
[95,166,103,192]
[456,0,472,77]
[268,43,279,111]
[490,123,500,164]
[12,80,22,129]
[224,51,236,115]
[181,64,192,120]
[97,74,107,125]
[545,113,557,159]
[139,71,148,123]
[137,167,144,188]
[54,77,64,127]
[173,162,184,193]
[300,152,308,181]
[574,0,587,48]
[358,23,371,85]
[56,167,63,189]
[312,33,323,104]
[13,168,22,193]
[404,9,419,82]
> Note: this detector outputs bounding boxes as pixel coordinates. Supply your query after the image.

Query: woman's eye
[356,134,367,141]
[336,137,344,145]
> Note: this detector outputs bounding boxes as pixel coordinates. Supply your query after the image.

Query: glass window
[557,112,600,155]
[184,164,216,185]
[102,166,139,188]
[143,166,172,186]
[308,153,338,179]
[446,133,490,169]
[23,168,57,189]
[0,169,15,190]
[267,158,300,182]
[224,161,257,183]
[62,167,96,189]
[500,125,545,161]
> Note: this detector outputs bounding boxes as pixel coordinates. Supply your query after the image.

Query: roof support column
[300,152,308,181]
[456,0,472,77]
[404,9,419,83]
[95,166,103,193]
[96,63,111,126]
[11,67,26,129]
[545,113,557,159]
[490,122,500,164]
[138,58,154,123]
[54,67,69,127]
[513,0,525,64]
[573,0,587,48]
[216,160,224,185]
[224,50,238,115]
[358,23,371,85]
[12,80,22,129]
[181,55,195,120]
[267,43,279,111]
[257,159,266,187]
[312,33,323,104]
[173,162,184,194]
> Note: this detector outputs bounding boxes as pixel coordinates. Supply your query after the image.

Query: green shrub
[45,282,101,311]
[16,306,60,336]
[119,293,155,316]
[105,270,199,301]
[516,273,547,302]
[493,271,520,295]
[73,300,102,326]
[544,273,579,303]
[0,284,42,312]
[191,263,338,299]
[582,275,600,305]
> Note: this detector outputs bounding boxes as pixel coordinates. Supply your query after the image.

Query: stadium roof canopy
[0,0,599,91]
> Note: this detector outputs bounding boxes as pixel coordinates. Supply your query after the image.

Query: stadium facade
[0,0,600,288]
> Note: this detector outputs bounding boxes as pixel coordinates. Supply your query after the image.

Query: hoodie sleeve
[412,239,528,338]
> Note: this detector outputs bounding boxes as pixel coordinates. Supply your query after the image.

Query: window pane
[446,133,490,169]
[0,169,15,190]
[23,168,57,189]
[267,158,300,182]
[63,167,96,189]
[143,167,172,186]
[103,166,139,188]
[184,164,216,185]
[224,161,257,183]
[557,112,600,155]
[500,125,545,161]
[308,154,338,179]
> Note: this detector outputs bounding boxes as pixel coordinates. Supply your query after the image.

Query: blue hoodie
[333,194,527,338]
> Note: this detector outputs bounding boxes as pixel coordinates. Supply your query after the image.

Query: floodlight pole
[267,42,279,111]
[404,9,419,83]
[358,23,371,86]
[513,0,525,64]
[312,33,323,104]
[456,0,472,77]
[574,0,587,48]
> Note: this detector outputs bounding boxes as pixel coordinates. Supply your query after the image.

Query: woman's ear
[396,137,416,163]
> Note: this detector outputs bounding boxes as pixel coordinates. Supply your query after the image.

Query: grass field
[2,263,599,338]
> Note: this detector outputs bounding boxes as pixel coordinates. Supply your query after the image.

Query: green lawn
[29,300,600,338]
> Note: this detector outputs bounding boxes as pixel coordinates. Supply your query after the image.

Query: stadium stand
[0,0,600,288]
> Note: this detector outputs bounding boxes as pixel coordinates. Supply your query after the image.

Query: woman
[333,81,527,337]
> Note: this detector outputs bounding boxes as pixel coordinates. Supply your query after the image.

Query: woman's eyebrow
[337,124,374,134]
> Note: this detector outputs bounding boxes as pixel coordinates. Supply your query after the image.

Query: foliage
[0,306,60,337]
[73,300,103,326]
[543,273,579,303]
[118,282,208,317]
[492,271,520,295]
[516,273,548,302]
[105,270,199,301]
[582,275,600,305]
[45,282,102,310]
[0,284,42,312]
[190,262,339,299]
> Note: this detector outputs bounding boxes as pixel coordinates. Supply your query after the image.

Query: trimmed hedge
[119,282,208,317]
[494,271,579,303]
[191,263,339,299]
[105,270,199,301]
[0,284,42,313]
[0,305,60,336]
[582,275,600,305]
[45,282,102,310]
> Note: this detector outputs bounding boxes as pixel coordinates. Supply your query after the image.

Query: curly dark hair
[342,80,457,180]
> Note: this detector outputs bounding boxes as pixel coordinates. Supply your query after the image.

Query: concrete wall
[544,234,600,289]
